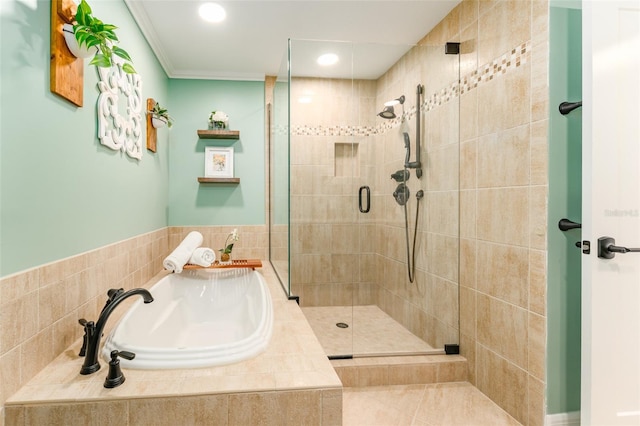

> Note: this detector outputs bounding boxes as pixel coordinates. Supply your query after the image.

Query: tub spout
[80,288,153,375]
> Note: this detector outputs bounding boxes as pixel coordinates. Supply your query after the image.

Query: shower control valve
[390,169,409,182]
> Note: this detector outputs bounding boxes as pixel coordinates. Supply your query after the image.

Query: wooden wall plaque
[146,98,157,152]
[50,0,84,107]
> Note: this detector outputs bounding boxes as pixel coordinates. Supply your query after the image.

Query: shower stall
[270,39,460,358]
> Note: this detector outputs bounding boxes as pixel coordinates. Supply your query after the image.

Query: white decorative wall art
[97,57,143,160]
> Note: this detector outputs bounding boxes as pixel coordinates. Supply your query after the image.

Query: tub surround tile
[6,264,342,425]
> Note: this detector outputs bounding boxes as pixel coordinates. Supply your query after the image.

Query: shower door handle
[359,186,370,213]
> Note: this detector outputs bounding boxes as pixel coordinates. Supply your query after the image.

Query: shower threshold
[301,305,443,358]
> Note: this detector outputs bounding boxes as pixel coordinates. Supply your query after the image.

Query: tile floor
[343,382,522,426]
[302,305,439,357]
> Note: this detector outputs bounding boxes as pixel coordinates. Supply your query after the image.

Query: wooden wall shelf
[198,177,240,184]
[197,130,240,139]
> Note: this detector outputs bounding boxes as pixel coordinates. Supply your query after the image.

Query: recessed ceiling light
[298,96,313,104]
[199,3,226,23]
[317,53,339,66]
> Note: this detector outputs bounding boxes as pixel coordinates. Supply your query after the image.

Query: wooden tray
[183,259,262,270]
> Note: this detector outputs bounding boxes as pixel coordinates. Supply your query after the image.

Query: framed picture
[204,147,234,178]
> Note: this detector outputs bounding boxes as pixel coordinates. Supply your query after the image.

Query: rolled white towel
[188,247,216,267]
[163,231,204,273]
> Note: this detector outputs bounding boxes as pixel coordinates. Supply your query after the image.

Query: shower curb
[331,354,468,387]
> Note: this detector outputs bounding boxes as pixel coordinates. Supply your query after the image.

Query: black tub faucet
[79,288,153,375]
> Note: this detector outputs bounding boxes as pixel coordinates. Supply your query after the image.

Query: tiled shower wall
[0,225,269,421]
[453,1,548,425]
[290,78,380,307]
[290,0,549,424]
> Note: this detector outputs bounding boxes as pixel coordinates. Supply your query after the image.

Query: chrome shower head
[378,106,396,119]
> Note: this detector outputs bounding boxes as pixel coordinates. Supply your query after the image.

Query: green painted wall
[0,0,170,277]
[167,79,265,225]
[547,3,582,414]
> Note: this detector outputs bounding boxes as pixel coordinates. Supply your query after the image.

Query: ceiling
[124,0,461,81]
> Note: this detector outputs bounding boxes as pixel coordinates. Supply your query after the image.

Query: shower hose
[403,193,421,283]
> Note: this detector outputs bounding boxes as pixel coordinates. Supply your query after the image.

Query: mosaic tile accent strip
[460,40,530,95]
[289,41,531,137]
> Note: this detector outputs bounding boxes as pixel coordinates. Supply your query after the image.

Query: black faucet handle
[104,350,136,388]
[78,318,94,357]
[114,350,135,361]
[100,288,125,314]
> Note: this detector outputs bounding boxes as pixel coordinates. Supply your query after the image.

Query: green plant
[73,0,136,74]
[219,229,239,256]
[149,102,174,128]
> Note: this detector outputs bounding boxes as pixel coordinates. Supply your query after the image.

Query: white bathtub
[102,268,273,369]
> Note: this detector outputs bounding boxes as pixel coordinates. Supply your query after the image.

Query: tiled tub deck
[5,265,342,425]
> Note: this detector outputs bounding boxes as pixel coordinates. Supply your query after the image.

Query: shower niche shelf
[197,130,239,139]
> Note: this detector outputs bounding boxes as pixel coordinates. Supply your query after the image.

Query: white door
[581,1,640,425]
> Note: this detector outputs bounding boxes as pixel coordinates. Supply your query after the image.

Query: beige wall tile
[531,40,549,122]
[459,287,477,338]
[477,242,529,308]
[38,281,66,331]
[460,0,479,31]
[459,238,477,289]
[460,139,477,190]
[0,291,38,354]
[0,347,21,407]
[426,144,459,191]
[22,403,95,426]
[530,119,549,185]
[477,63,531,136]
[477,124,530,188]
[477,294,528,369]
[277,390,322,426]
[528,312,546,381]
[529,249,547,315]
[460,333,477,385]
[388,363,437,385]
[460,190,477,239]
[437,360,469,382]
[477,187,529,246]
[426,234,459,283]
[356,366,389,387]
[476,344,528,424]
[322,388,343,426]
[0,269,39,303]
[529,185,548,250]
[478,0,531,66]
[4,406,24,426]
[20,329,53,383]
[427,191,459,237]
[528,374,546,426]
[130,395,229,426]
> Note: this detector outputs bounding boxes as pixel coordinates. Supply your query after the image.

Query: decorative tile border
[288,40,532,137]
[460,40,530,95]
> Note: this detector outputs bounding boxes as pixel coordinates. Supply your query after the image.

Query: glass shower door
[286,39,460,358]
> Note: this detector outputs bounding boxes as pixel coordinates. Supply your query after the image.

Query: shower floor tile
[302,305,438,357]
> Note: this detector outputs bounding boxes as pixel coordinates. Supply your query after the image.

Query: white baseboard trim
[546,411,581,426]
